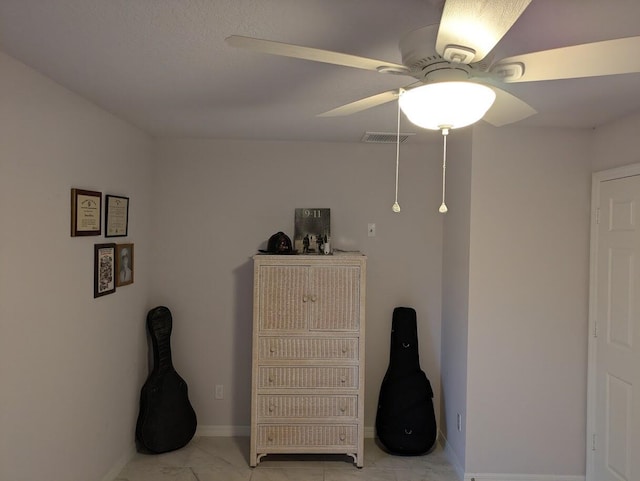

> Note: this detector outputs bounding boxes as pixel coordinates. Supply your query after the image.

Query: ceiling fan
[225,0,640,129]
[226,0,640,213]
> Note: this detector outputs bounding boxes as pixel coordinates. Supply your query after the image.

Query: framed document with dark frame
[116,243,134,287]
[94,243,116,298]
[105,195,129,237]
[71,188,102,237]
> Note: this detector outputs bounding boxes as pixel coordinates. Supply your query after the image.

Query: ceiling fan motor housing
[399,25,492,83]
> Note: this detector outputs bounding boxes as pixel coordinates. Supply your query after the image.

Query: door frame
[586,162,640,481]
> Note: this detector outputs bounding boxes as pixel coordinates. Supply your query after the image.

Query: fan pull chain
[392,89,404,213]
[439,127,449,214]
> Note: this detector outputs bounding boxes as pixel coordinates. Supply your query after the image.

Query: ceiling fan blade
[491,36,640,83]
[436,0,531,64]
[225,35,410,74]
[317,89,401,117]
[480,84,536,126]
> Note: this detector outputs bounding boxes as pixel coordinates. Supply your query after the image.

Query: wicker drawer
[256,424,357,448]
[257,394,358,419]
[258,337,358,361]
[257,366,358,389]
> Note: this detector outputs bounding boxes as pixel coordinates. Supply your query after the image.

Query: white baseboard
[100,442,136,481]
[464,474,585,481]
[437,432,585,481]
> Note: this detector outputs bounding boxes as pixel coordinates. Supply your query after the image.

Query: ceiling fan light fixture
[399,81,496,130]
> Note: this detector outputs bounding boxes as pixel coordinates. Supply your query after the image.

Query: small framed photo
[115,243,134,287]
[105,195,129,237]
[71,188,102,236]
[94,243,116,298]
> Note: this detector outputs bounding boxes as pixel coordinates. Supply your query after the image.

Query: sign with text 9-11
[294,208,330,254]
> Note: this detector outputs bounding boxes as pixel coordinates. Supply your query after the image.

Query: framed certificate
[94,243,116,298]
[105,195,129,237]
[71,188,102,237]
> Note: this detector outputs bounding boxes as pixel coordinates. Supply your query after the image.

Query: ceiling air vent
[361,131,415,144]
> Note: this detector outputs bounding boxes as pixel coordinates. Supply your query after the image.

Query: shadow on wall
[233,259,254,426]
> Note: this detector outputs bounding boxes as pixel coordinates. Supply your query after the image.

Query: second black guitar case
[375,307,437,455]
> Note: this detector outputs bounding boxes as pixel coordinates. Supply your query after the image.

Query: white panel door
[593,174,640,481]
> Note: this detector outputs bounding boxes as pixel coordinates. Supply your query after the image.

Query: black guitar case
[375,307,437,455]
[135,306,197,453]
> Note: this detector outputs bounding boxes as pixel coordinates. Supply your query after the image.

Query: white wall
[0,53,153,481]
[149,138,444,430]
[592,110,640,172]
[465,125,592,476]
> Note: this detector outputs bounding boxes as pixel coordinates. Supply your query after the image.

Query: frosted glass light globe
[399,82,496,130]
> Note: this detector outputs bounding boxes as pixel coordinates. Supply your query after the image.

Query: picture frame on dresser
[294,208,330,254]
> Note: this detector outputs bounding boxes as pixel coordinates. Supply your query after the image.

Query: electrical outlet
[215,384,224,400]
[368,223,376,237]
[457,413,462,432]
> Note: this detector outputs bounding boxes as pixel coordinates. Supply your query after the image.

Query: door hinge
[595,207,600,225]
[594,321,598,338]
[592,433,597,451]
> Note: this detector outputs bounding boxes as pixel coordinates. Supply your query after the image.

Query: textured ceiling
[1,0,640,143]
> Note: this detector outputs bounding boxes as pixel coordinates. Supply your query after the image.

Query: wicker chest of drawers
[250,254,366,467]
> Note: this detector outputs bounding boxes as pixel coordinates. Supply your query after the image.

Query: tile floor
[115,437,459,481]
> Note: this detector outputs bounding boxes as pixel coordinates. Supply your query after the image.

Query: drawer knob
[268,435,274,442]
[269,346,276,353]
[302,295,309,302]
[402,342,411,348]
[339,433,346,441]
[340,405,346,413]
[404,429,413,435]
[340,377,346,383]
[268,404,275,412]
[311,295,317,302]
[342,347,348,354]
[268,376,274,383]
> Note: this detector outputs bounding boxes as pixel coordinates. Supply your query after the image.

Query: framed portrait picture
[105,195,129,237]
[71,188,102,237]
[94,243,116,298]
[115,243,134,287]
